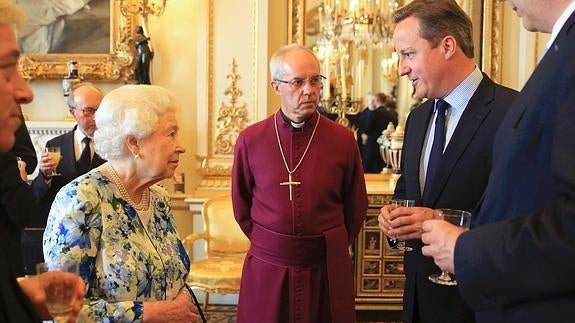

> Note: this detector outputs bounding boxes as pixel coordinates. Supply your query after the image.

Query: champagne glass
[36,261,79,323]
[388,199,415,252]
[46,146,62,176]
[428,209,471,286]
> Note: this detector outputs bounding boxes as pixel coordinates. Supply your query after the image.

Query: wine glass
[36,261,79,323]
[428,209,471,286]
[46,146,62,176]
[388,199,415,253]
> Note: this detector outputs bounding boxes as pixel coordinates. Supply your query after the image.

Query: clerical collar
[278,109,312,129]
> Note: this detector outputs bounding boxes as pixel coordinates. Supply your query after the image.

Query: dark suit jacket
[31,127,106,226]
[0,247,40,322]
[11,115,37,174]
[455,12,575,323]
[393,74,517,323]
[0,154,39,277]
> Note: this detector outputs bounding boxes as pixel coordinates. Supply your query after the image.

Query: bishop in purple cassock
[233,105,368,322]
[232,43,367,323]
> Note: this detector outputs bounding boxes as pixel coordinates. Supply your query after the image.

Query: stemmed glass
[36,261,79,323]
[388,199,415,252]
[428,209,471,286]
[46,146,62,176]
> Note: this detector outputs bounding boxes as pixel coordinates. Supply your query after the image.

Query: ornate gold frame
[17,2,135,82]
[288,0,504,83]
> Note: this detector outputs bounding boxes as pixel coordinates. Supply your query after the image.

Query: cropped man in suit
[25,82,105,274]
[378,1,517,322]
[422,1,575,322]
[0,2,85,319]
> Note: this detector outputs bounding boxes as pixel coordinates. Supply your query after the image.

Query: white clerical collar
[291,120,305,128]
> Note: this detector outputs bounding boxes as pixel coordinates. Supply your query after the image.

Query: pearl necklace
[106,163,149,211]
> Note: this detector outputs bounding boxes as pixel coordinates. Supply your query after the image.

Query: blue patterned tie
[423,99,448,201]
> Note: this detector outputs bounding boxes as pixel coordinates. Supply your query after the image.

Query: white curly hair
[94,85,179,161]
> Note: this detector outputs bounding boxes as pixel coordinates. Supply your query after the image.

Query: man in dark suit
[421,1,575,322]
[357,92,394,173]
[378,1,517,322]
[25,82,106,274]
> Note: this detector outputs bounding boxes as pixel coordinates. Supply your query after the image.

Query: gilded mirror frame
[17,2,135,82]
[288,0,504,83]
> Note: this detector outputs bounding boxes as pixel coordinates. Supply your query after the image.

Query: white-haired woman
[43,85,202,322]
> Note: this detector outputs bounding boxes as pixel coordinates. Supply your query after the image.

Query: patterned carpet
[203,305,402,323]
[203,305,236,323]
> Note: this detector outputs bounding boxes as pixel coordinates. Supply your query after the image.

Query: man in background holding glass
[378,1,517,322]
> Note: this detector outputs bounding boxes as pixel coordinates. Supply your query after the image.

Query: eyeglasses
[76,107,97,116]
[274,75,326,89]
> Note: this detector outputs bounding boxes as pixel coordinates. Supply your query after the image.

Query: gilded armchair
[183,194,250,310]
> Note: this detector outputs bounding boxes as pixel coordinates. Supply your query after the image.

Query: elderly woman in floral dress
[43,85,202,322]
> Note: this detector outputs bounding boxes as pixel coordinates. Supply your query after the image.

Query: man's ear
[271,80,281,95]
[442,35,457,59]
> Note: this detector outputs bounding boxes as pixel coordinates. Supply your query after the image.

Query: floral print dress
[43,169,191,322]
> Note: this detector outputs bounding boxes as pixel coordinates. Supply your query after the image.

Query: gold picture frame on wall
[288,0,504,83]
[17,1,135,82]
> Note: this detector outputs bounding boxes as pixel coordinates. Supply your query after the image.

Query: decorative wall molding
[215,59,249,155]
[194,0,266,196]
[482,0,503,83]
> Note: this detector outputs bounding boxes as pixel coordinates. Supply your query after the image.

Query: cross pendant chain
[280,173,301,201]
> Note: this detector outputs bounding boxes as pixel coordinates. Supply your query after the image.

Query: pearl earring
[134,154,140,159]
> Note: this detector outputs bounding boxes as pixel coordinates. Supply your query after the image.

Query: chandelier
[314,0,401,126]
[318,0,401,50]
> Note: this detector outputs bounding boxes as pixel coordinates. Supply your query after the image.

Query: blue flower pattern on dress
[44,170,191,322]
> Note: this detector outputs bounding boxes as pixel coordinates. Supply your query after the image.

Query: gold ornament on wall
[215,59,249,155]
[119,0,168,18]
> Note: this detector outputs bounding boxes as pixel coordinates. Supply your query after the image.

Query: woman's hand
[143,293,201,322]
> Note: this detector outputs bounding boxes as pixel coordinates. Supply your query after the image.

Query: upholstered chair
[183,194,250,310]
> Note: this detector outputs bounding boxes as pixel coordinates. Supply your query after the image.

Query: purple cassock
[232,110,368,323]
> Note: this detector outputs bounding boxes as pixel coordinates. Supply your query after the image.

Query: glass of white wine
[428,209,471,286]
[36,261,79,323]
[46,146,62,176]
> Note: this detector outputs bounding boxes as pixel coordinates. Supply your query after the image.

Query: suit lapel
[60,130,77,174]
[506,13,575,131]
[424,76,495,206]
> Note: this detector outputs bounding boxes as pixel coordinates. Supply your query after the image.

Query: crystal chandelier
[319,0,401,50]
[314,0,402,126]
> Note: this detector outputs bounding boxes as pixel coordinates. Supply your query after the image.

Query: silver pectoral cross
[280,173,301,201]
